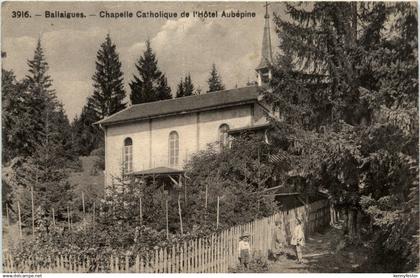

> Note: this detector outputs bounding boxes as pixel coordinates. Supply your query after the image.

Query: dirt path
[267,226,369,273]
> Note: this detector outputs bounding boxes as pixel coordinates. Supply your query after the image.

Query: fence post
[17,202,22,239]
[202,238,207,273]
[139,255,143,273]
[165,199,169,240]
[172,245,176,273]
[205,183,208,210]
[186,241,190,272]
[198,237,202,273]
[31,186,35,238]
[216,233,220,273]
[211,234,215,272]
[82,192,85,218]
[178,196,183,235]
[154,249,158,273]
[216,196,220,229]
[193,238,197,272]
[67,206,71,231]
[179,243,184,273]
[164,247,168,273]
[125,254,129,273]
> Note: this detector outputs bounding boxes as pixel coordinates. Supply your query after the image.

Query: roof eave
[99,99,259,127]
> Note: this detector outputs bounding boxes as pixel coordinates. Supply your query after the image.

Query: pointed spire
[256,2,273,70]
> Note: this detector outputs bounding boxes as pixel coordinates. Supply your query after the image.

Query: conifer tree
[175,78,185,98]
[71,101,103,156]
[266,3,418,269]
[207,64,225,92]
[183,74,195,96]
[25,40,76,163]
[24,39,59,151]
[2,70,34,162]
[176,74,195,98]
[10,40,76,228]
[130,40,172,104]
[90,34,127,118]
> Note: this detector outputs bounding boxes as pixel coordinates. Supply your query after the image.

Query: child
[291,217,305,263]
[238,232,251,269]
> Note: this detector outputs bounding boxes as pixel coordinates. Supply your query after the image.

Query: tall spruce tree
[23,39,75,163]
[207,64,225,92]
[91,34,127,118]
[24,39,59,151]
[130,40,172,104]
[10,40,76,229]
[176,74,195,98]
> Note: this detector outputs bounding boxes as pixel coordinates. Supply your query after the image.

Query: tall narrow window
[123,137,133,173]
[219,124,230,150]
[168,131,179,167]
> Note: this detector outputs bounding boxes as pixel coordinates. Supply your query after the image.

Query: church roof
[96,86,260,126]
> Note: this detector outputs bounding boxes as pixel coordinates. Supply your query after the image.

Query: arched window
[219,124,230,150]
[168,131,179,167]
[123,137,133,173]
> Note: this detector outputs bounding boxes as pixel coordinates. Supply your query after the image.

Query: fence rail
[3,199,330,273]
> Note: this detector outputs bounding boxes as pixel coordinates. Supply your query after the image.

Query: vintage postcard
[1,1,418,275]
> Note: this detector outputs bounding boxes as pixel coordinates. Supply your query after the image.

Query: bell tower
[256,2,273,87]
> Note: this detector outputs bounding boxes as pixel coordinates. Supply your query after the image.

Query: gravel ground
[267,226,370,273]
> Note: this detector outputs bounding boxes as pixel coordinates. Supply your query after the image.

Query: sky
[2,1,285,120]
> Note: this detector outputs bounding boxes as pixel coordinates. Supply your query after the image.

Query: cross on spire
[264,2,270,19]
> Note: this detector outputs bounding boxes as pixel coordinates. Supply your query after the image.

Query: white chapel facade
[97,7,275,186]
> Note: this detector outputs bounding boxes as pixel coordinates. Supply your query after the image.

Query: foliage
[70,33,125,156]
[2,70,34,162]
[229,252,269,273]
[90,146,105,174]
[5,40,77,229]
[267,2,418,271]
[175,74,196,98]
[8,135,281,270]
[207,63,225,92]
[184,135,278,229]
[129,40,172,104]
[89,34,127,118]
[71,102,103,157]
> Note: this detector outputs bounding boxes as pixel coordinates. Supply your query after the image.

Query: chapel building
[97,5,276,186]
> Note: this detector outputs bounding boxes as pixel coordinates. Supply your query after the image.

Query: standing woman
[291,217,305,263]
[272,219,287,261]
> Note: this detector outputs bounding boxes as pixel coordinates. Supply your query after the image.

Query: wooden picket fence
[3,199,329,273]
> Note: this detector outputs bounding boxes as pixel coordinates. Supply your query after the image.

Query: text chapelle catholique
[44,10,257,19]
